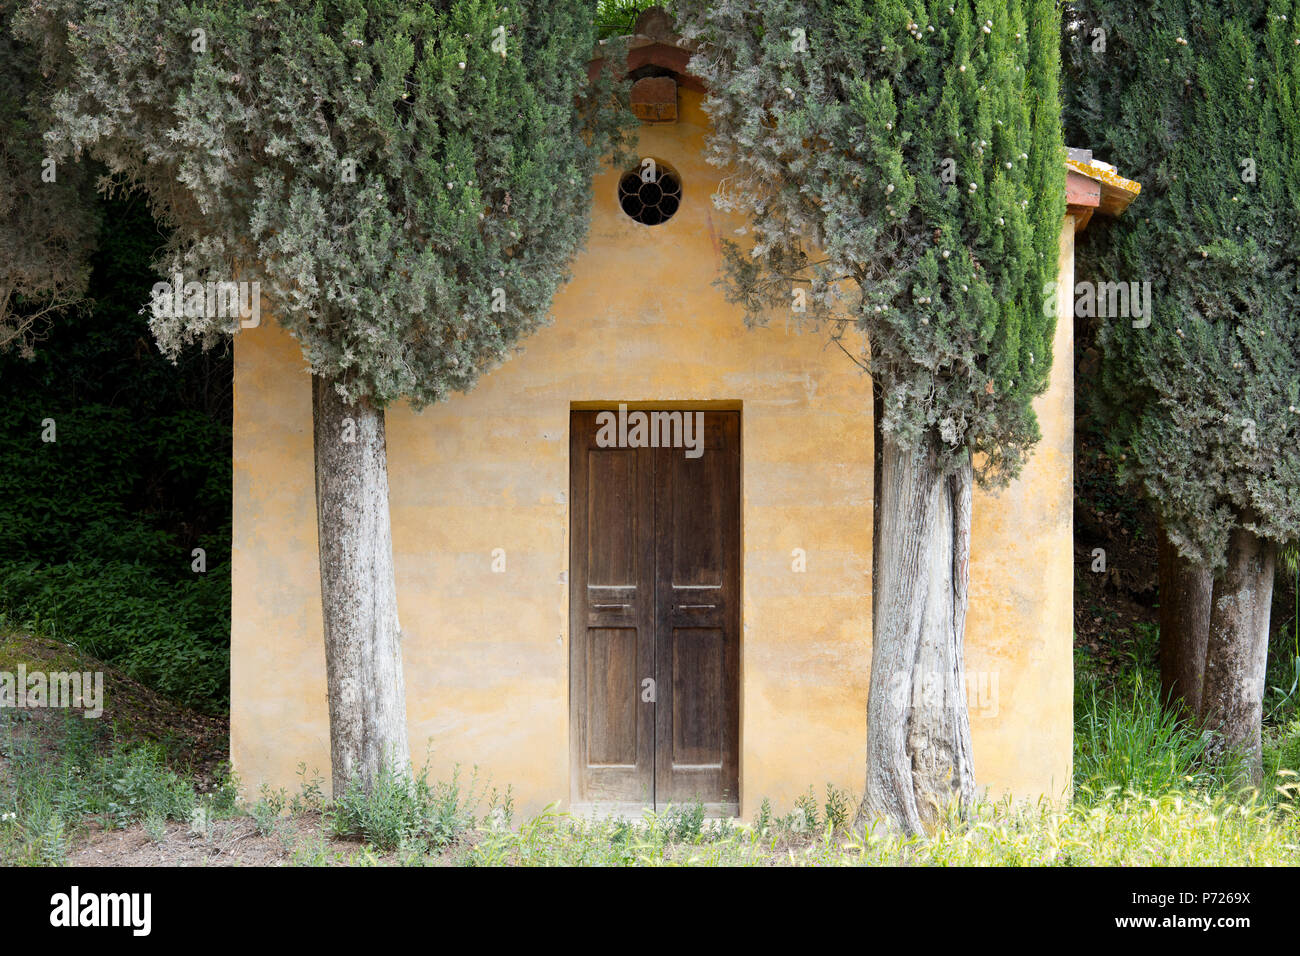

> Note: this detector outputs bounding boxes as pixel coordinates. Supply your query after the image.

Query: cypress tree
[678,0,1065,832]
[17,0,632,793]
[1064,0,1300,780]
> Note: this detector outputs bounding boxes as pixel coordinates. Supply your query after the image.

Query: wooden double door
[569,409,740,813]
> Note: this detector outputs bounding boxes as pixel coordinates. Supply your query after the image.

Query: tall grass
[1074,673,1240,801]
[459,788,1299,867]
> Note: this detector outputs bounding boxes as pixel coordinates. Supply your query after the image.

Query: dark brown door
[570,409,740,812]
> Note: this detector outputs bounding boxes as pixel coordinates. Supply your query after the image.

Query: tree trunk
[1156,528,1212,717]
[312,374,411,797]
[858,431,976,835]
[872,380,884,596]
[1199,519,1274,786]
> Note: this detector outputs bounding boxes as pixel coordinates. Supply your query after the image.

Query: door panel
[670,459,724,587]
[586,449,637,586]
[654,412,739,808]
[570,416,655,806]
[570,409,739,812]
[585,628,639,767]
[670,627,724,766]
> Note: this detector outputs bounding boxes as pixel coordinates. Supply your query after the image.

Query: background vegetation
[0,192,231,711]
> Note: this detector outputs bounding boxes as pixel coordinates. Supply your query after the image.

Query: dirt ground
[63,813,416,867]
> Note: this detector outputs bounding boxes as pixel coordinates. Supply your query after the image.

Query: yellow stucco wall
[231,91,1075,817]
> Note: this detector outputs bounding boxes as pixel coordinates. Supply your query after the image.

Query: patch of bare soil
[67,814,326,867]
[67,817,294,867]
[64,814,475,867]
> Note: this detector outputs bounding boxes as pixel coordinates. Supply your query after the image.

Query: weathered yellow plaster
[965,218,1076,803]
[231,90,1075,817]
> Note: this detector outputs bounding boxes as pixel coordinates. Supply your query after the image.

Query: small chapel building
[229,12,1140,817]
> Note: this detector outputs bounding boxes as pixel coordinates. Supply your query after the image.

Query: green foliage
[841,788,1298,866]
[823,782,851,831]
[792,785,820,832]
[659,800,706,842]
[290,762,327,815]
[0,0,100,356]
[251,784,288,836]
[4,704,1297,865]
[102,744,198,828]
[0,712,231,865]
[1064,0,1300,568]
[677,0,1065,484]
[35,817,68,866]
[0,194,231,711]
[142,811,168,843]
[467,802,749,866]
[18,0,634,407]
[327,759,486,852]
[1074,672,1233,800]
[466,786,1300,866]
[487,784,856,866]
[1267,715,1300,782]
[595,0,669,39]
[1075,622,1300,796]
[0,559,229,707]
[1265,575,1300,721]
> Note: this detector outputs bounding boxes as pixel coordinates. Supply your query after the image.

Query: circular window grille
[618,162,682,226]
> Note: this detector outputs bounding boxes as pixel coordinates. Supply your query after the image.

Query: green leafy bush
[328,761,485,853]
[101,745,198,829]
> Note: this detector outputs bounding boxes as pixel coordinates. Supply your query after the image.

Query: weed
[1075,672,1233,800]
[328,759,486,853]
[291,763,326,815]
[753,796,772,836]
[143,811,168,843]
[660,800,705,843]
[823,783,851,833]
[251,784,287,836]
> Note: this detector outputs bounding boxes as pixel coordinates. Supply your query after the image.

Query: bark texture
[859,432,976,835]
[312,375,411,797]
[1200,520,1274,786]
[1156,528,1212,717]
